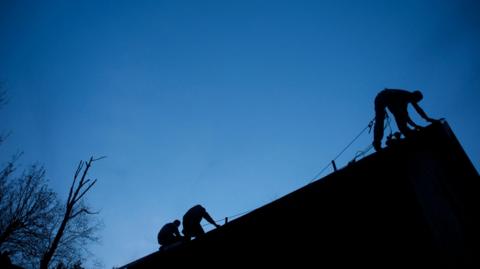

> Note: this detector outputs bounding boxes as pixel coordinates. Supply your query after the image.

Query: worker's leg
[182,226,192,241]
[373,102,386,151]
[191,224,205,238]
[393,113,413,138]
[160,235,175,247]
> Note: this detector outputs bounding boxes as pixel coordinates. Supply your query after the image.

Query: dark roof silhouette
[120,121,479,268]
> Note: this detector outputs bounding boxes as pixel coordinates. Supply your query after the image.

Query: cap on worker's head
[412,90,423,102]
[173,219,181,226]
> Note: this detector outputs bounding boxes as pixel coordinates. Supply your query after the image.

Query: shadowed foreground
[120,121,479,268]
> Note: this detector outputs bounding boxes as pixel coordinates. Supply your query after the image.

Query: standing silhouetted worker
[373,88,437,151]
[157,219,183,250]
[182,204,220,241]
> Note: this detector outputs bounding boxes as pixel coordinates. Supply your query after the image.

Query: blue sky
[1,0,479,268]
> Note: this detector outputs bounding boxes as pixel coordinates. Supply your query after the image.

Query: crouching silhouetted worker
[182,204,220,241]
[373,88,438,151]
[157,219,183,250]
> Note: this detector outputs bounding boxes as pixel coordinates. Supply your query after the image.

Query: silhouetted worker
[157,219,183,249]
[373,88,438,151]
[182,204,220,240]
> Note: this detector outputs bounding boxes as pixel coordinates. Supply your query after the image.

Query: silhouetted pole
[331,160,337,172]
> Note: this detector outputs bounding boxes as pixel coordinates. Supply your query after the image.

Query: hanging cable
[204,116,389,228]
[215,116,388,226]
[309,118,375,183]
[350,143,374,164]
[202,209,253,227]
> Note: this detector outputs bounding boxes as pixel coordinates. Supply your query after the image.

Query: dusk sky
[1,0,479,268]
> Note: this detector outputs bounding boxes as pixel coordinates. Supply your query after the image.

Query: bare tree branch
[40,156,103,269]
[0,163,57,260]
[73,180,97,205]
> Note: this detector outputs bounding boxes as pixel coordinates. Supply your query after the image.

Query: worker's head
[173,219,181,227]
[412,90,423,102]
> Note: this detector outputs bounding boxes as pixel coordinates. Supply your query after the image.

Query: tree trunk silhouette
[40,156,103,269]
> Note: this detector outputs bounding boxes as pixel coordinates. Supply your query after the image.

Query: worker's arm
[203,212,221,228]
[406,117,417,128]
[173,228,182,237]
[412,102,435,122]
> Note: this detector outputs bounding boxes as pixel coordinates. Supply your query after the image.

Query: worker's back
[376,89,412,109]
[183,205,205,226]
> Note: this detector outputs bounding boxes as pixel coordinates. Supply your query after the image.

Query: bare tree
[1,86,102,268]
[0,157,102,269]
[40,156,104,269]
[0,86,59,267]
[0,160,58,266]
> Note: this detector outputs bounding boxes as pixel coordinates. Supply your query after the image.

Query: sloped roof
[120,121,479,268]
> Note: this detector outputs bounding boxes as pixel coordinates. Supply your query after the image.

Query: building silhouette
[120,121,479,268]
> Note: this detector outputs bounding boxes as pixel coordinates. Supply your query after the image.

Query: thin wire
[352,143,374,162]
[202,209,253,227]
[226,209,252,220]
[309,119,375,183]
[309,162,332,184]
[206,118,381,227]
[215,118,380,225]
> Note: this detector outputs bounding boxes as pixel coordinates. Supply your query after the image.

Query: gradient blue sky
[1,0,479,268]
